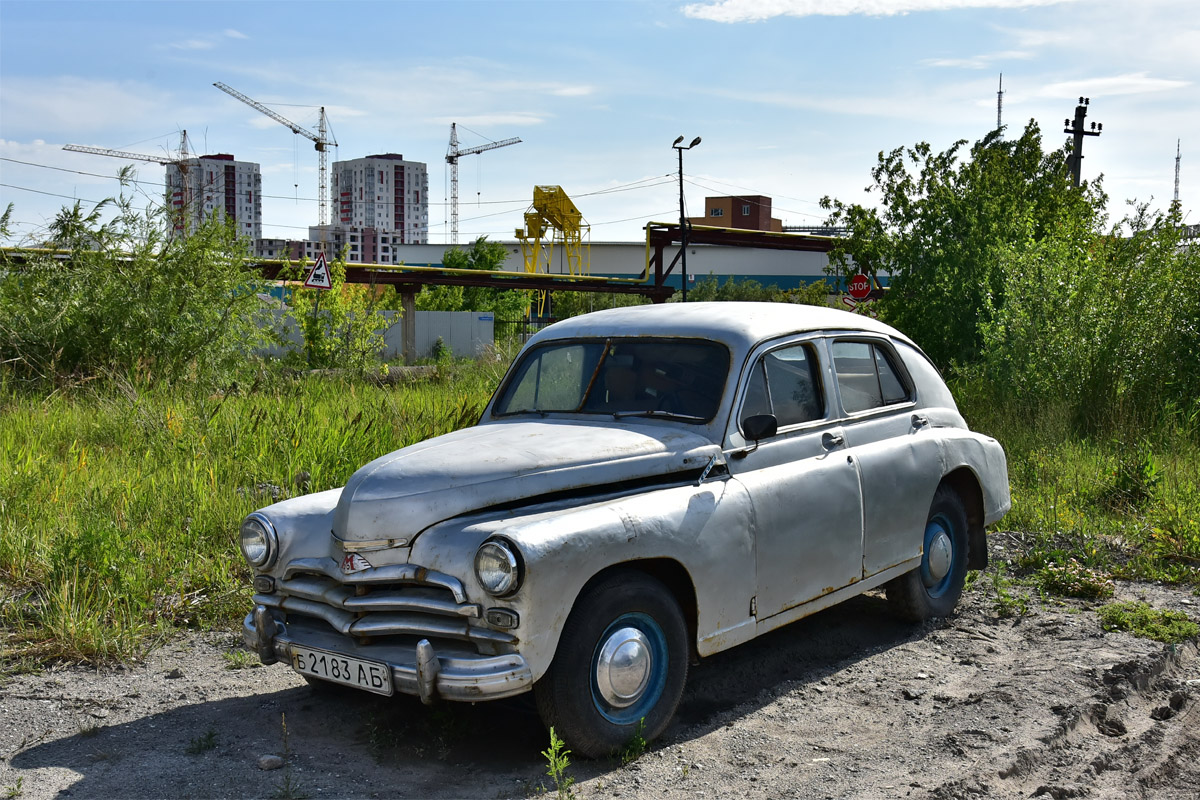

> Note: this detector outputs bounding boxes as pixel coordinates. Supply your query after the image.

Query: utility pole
[672,136,701,302]
[1064,97,1102,188]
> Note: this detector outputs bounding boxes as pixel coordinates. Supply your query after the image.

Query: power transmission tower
[1064,97,1102,188]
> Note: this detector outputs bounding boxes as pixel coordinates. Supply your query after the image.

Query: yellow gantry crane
[213,82,337,228]
[446,123,521,244]
[515,185,590,314]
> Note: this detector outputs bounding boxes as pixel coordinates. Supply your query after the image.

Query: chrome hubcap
[925,529,953,586]
[595,626,652,708]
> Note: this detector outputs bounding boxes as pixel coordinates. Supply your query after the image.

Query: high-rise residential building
[166,154,262,241]
[332,154,429,244]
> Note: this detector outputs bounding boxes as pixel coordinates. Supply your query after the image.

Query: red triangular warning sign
[304,252,332,290]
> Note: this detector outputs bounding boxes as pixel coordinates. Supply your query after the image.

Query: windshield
[493,338,730,422]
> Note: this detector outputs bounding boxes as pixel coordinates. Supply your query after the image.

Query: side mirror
[742,414,778,442]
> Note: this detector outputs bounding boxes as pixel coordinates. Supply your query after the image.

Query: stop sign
[847,273,872,300]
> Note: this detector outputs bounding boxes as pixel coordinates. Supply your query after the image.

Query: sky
[1,0,1197,246]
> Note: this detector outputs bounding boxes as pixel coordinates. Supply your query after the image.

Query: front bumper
[244,605,534,703]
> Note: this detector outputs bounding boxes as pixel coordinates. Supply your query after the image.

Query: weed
[1034,559,1115,599]
[271,713,308,800]
[1097,601,1199,644]
[989,567,1030,618]
[363,716,401,764]
[222,649,257,670]
[618,718,647,765]
[4,777,23,799]
[186,728,218,754]
[541,727,576,800]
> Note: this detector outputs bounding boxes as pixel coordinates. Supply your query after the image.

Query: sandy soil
[2,550,1198,800]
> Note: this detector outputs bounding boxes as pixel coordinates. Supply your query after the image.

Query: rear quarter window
[832,340,912,414]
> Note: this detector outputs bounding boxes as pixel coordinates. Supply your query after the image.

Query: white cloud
[550,85,594,97]
[432,112,549,128]
[1038,72,1190,98]
[681,0,1076,23]
[922,49,1032,68]
[224,29,248,40]
[169,38,216,51]
[991,25,1072,49]
[0,77,168,137]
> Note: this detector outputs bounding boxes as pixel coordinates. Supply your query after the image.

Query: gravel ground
[2,559,1198,800]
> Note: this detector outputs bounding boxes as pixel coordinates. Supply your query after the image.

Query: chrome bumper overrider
[244,605,533,703]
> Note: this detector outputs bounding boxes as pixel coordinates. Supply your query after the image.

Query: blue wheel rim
[590,612,669,725]
[921,513,957,598]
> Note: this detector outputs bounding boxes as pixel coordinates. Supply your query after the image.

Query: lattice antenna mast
[445,122,521,244]
[997,74,1004,133]
[1175,139,1182,208]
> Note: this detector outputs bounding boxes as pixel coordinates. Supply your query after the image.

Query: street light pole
[672,135,701,302]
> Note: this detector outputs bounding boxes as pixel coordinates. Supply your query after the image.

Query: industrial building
[689,195,783,232]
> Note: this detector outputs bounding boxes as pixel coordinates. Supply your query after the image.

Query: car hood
[332,420,720,544]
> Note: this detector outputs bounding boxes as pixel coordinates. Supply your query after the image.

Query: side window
[832,340,911,414]
[742,343,825,429]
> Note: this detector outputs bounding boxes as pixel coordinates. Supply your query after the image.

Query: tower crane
[446,123,520,244]
[213,82,337,228]
[64,131,194,229]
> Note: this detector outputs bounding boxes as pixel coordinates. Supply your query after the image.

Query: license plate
[291,645,393,696]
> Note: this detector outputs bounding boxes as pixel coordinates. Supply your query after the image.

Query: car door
[725,337,864,620]
[829,338,942,577]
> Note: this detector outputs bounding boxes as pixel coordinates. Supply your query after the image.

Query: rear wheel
[535,571,688,759]
[887,484,969,622]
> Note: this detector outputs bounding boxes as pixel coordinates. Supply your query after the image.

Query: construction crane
[446,123,520,244]
[63,131,194,230]
[213,82,336,228]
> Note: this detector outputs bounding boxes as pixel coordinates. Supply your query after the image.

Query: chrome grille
[257,558,514,649]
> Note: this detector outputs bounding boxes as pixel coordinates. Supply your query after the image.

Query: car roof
[528,302,916,354]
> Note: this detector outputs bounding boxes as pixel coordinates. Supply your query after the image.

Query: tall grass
[953,377,1200,587]
[0,364,497,667]
[3,355,1195,668]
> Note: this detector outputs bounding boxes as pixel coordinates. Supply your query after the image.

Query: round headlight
[239,514,277,568]
[475,539,522,597]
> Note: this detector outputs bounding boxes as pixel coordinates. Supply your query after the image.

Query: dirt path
[2,576,1197,799]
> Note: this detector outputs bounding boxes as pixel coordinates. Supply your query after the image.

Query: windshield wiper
[612,409,706,423]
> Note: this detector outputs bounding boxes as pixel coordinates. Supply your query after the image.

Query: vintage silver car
[240,302,1009,757]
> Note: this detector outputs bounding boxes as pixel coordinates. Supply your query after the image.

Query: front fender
[253,487,344,576]
[411,478,755,682]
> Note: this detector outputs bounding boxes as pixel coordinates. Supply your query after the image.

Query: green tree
[821,120,1200,430]
[276,248,391,372]
[415,236,532,319]
[821,121,1103,369]
[685,274,831,306]
[0,189,266,386]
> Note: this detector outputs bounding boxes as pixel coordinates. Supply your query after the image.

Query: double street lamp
[672,135,701,302]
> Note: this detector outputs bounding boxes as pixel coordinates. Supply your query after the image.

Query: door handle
[911,413,929,429]
[821,432,844,450]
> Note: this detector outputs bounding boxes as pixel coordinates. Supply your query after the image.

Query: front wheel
[534,571,688,759]
[886,484,969,622]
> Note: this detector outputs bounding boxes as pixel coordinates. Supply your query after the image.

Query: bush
[0,193,266,387]
[272,249,391,372]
